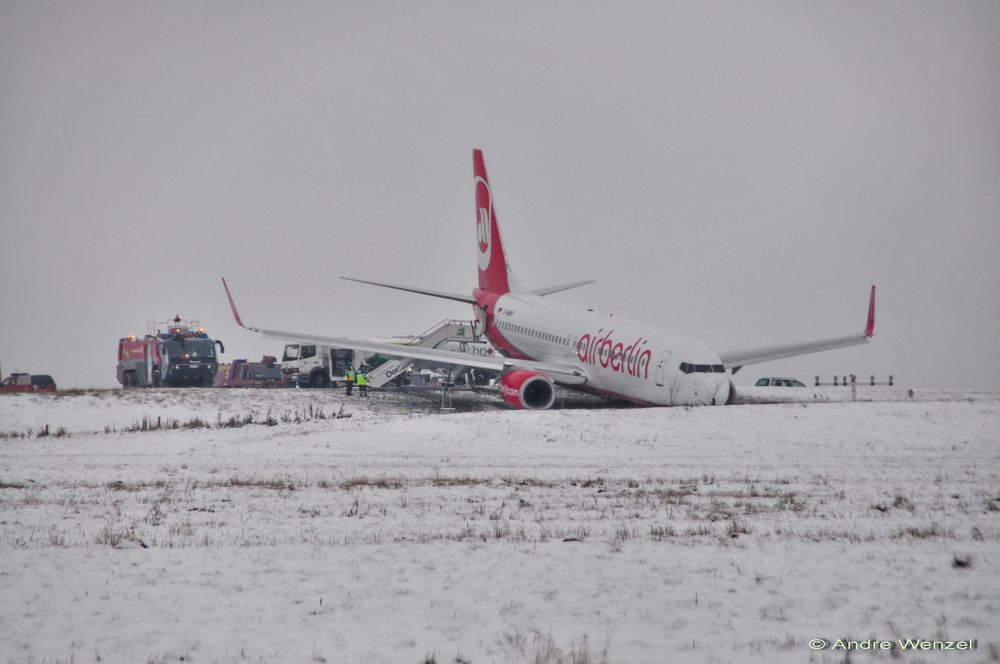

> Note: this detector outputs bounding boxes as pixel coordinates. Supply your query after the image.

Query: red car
[216,357,288,388]
[0,373,57,393]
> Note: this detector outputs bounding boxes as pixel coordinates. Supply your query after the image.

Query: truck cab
[281,343,355,387]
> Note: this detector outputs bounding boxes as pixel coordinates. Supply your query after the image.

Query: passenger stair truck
[117,317,225,387]
[280,319,495,388]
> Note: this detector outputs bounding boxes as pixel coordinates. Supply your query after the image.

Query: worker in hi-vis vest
[344,365,355,396]
[356,369,368,397]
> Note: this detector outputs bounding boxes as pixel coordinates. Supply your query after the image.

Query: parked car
[216,356,289,388]
[0,373,57,393]
[754,377,806,387]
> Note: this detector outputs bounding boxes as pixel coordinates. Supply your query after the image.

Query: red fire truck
[117,316,224,387]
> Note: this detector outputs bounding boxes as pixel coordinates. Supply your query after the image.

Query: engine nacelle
[498,370,555,410]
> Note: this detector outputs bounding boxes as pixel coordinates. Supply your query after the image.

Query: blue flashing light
[159,333,171,340]
[197,332,208,339]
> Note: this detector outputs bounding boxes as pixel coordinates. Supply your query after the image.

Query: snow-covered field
[1,387,998,664]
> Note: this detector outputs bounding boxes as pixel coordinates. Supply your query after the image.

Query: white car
[754,377,806,387]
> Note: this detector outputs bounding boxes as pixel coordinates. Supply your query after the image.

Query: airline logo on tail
[474,149,511,295]
[476,175,493,271]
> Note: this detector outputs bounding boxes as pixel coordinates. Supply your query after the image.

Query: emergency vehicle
[117,316,224,387]
[0,373,57,393]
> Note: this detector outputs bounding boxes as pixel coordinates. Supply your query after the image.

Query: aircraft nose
[694,374,730,406]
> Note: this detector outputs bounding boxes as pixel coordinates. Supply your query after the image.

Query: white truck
[280,344,355,388]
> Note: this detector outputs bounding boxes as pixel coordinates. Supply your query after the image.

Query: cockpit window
[680,362,725,374]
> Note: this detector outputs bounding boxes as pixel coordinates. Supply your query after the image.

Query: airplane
[222,149,876,409]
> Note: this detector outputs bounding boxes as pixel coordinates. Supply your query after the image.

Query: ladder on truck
[364,319,492,388]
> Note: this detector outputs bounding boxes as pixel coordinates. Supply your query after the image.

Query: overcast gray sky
[2,1,998,391]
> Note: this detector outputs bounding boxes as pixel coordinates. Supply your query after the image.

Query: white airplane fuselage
[476,289,732,406]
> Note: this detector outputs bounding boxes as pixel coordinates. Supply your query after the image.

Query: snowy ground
[1,387,998,664]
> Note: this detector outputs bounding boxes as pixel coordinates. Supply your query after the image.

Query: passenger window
[301,345,316,359]
[283,345,299,361]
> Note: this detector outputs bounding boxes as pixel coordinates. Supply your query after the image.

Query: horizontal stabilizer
[340,276,476,304]
[531,279,596,297]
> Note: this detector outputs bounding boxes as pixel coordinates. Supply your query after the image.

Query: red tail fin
[474,149,511,294]
[864,285,876,337]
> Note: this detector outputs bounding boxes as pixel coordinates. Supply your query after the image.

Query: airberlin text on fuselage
[577,330,652,379]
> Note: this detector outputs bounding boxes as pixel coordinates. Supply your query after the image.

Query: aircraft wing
[222,278,589,385]
[719,285,876,371]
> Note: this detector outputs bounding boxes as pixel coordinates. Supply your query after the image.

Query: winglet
[221,277,248,330]
[864,285,876,337]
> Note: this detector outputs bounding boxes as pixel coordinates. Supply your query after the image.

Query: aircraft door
[472,305,487,338]
[654,351,672,387]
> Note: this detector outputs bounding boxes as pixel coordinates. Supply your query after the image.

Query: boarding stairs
[365,319,493,388]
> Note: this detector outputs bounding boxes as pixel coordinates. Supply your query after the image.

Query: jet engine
[498,370,555,410]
